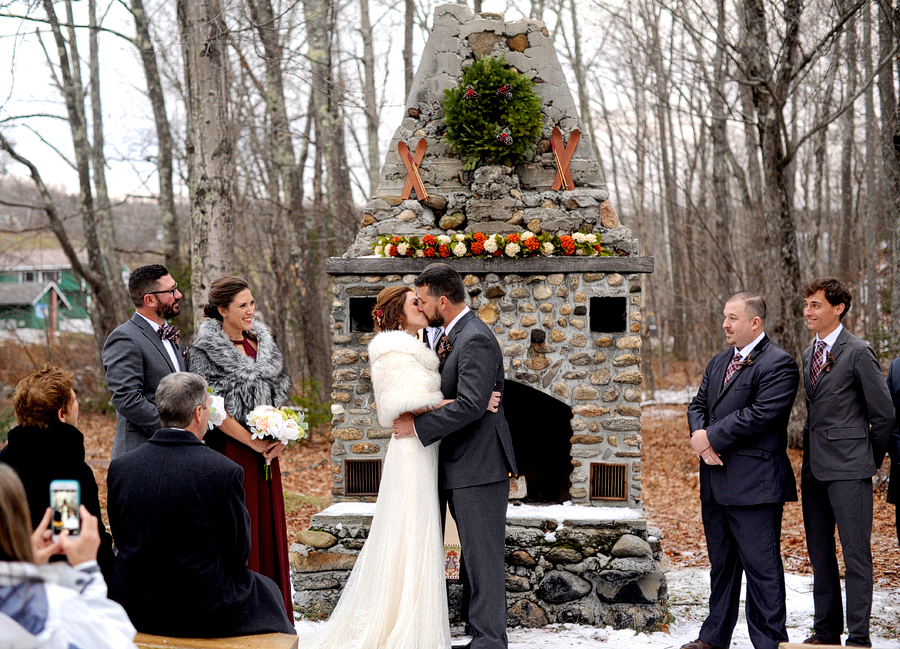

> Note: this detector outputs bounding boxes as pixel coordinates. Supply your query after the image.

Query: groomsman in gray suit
[800,277,893,647]
[103,264,186,459]
[394,263,517,649]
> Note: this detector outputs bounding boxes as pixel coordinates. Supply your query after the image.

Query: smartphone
[49,479,81,539]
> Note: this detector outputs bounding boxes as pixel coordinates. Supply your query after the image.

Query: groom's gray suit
[103,313,186,459]
[416,309,517,649]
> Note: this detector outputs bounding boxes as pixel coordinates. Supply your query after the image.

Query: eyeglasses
[147,283,178,297]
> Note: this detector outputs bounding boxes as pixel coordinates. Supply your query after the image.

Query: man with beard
[103,264,186,459]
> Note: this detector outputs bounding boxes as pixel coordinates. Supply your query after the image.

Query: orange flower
[424,247,436,257]
[471,241,484,255]
[524,237,540,252]
[388,245,400,257]
[507,233,520,243]
[423,235,437,246]
[439,244,451,258]
[473,232,487,242]
[560,235,575,255]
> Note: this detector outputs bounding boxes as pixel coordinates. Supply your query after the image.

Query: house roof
[0,248,89,271]
[0,282,73,309]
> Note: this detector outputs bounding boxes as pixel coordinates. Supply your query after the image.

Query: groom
[394,262,517,649]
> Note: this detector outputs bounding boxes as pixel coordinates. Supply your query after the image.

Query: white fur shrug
[368,330,444,427]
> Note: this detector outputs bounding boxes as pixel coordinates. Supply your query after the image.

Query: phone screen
[50,483,80,537]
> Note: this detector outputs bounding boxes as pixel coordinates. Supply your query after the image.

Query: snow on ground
[294,568,900,648]
[643,387,698,407]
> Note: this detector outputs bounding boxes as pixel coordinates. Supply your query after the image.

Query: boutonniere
[822,351,836,373]
[735,353,753,370]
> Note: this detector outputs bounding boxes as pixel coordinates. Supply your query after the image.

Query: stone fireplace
[291,4,668,631]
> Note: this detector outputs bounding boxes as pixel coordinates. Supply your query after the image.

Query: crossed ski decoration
[399,138,429,201]
[551,126,580,191]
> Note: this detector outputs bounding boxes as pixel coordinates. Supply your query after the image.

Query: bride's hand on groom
[487,390,501,413]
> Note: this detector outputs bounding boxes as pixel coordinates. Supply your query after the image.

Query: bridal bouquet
[206,388,227,430]
[246,405,308,480]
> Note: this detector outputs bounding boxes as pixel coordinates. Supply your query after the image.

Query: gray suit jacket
[415,310,517,489]
[103,313,185,459]
[802,326,894,481]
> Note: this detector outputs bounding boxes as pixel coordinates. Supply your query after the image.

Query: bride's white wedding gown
[297,330,451,649]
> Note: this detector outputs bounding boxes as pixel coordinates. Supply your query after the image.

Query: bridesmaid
[188,276,293,618]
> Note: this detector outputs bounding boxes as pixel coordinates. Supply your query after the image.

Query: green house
[0,248,92,335]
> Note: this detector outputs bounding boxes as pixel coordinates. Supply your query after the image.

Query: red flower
[524,237,540,252]
[560,235,575,255]
[594,244,603,254]
[492,249,502,257]
[388,245,400,257]
[423,235,437,246]
[473,232,486,242]
[391,236,401,243]
[424,247,436,257]
[406,249,414,257]
[507,233,520,243]
[439,244,451,258]
[471,241,484,255]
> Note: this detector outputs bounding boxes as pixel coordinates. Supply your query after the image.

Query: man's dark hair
[727,290,766,324]
[128,264,170,308]
[414,263,466,304]
[802,277,852,319]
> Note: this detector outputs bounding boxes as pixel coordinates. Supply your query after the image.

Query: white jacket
[368,330,444,427]
[0,560,136,649]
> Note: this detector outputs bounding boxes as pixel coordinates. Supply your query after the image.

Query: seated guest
[106,372,296,637]
[0,364,115,581]
[0,464,137,648]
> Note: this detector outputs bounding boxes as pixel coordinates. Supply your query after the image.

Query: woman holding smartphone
[0,364,114,581]
[0,464,137,647]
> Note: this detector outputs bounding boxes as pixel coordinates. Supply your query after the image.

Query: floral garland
[371,231,611,259]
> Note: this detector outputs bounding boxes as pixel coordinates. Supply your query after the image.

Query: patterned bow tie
[436,334,452,362]
[158,323,180,344]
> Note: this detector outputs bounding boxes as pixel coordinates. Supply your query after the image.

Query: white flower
[207,395,227,429]
[505,242,521,257]
[397,243,409,256]
[374,245,384,257]
[437,235,452,244]
[484,236,499,254]
[576,248,585,255]
[541,242,555,256]
[455,233,466,241]
[453,242,468,257]
[573,232,586,243]
[415,249,425,258]
[521,231,535,240]
[584,233,598,244]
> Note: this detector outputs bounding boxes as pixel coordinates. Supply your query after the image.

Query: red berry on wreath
[497,127,513,146]
[464,84,479,100]
[497,84,513,100]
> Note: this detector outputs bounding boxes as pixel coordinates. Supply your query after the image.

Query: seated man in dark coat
[106,372,295,637]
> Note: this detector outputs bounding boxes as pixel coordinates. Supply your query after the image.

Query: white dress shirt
[814,323,844,355]
[736,331,766,359]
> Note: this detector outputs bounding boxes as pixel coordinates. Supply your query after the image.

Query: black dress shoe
[802,635,841,645]
[680,639,725,649]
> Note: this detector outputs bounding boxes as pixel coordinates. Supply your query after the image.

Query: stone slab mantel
[326,256,654,276]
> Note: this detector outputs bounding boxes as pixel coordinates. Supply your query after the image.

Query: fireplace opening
[345,458,382,495]
[589,296,627,332]
[349,297,377,332]
[503,380,573,503]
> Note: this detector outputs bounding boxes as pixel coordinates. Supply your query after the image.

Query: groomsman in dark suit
[683,291,800,649]
[103,264,186,459]
[887,357,900,548]
[800,277,893,647]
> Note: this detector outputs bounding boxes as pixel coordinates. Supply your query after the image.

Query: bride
[298,286,498,649]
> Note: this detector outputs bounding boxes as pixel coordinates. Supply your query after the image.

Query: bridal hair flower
[374,309,384,327]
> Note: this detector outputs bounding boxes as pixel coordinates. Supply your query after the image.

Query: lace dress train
[297,435,451,649]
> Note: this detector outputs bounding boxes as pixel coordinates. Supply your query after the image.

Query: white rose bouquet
[246,405,309,480]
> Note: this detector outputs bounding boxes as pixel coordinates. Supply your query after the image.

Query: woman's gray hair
[156,372,208,429]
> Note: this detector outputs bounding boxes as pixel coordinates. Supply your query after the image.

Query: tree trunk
[838,3,857,285]
[178,0,235,328]
[359,0,381,194]
[130,0,181,273]
[711,0,735,292]
[864,1,879,339]
[403,0,414,99]
[41,0,129,358]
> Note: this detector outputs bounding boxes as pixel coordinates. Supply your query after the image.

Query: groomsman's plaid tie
[723,350,741,386]
[810,340,826,389]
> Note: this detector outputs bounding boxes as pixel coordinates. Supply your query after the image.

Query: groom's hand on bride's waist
[392,412,417,439]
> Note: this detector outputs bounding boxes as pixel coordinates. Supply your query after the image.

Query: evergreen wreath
[443,56,544,170]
